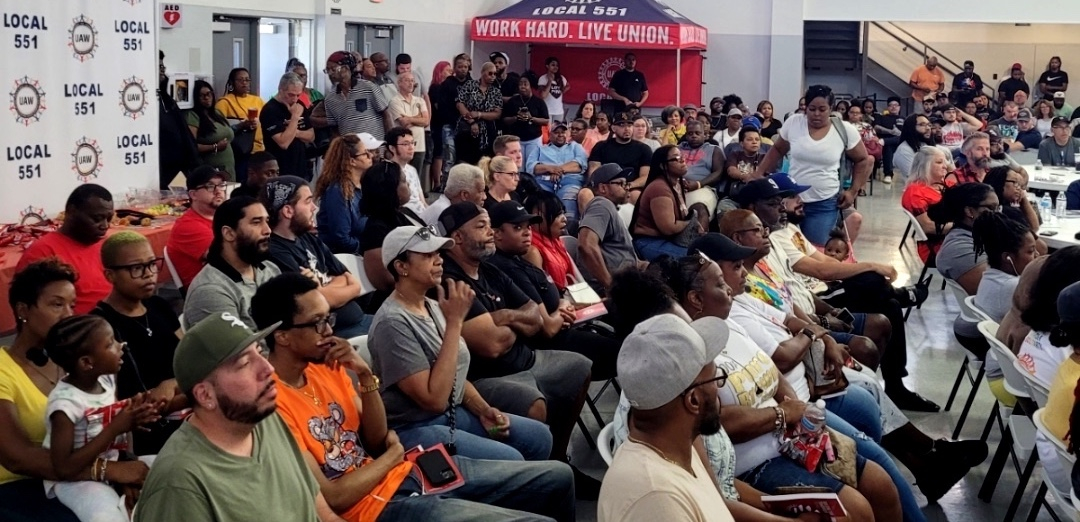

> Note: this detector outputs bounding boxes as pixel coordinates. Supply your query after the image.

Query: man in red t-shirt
[16,184,115,314]
[166,166,228,288]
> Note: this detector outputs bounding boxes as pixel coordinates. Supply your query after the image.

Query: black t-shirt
[91,297,181,455]
[497,72,521,100]
[260,98,310,179]
[501,94,549,142]
[1038,70,1069,92]
[358,212,416,313]
[874,113,902,138]
[437,76,470,126]
[489,251,561,313]
[998,78,1030,101]
[608,69,648,112]
[268,232,366,331]
[589,139,653,180]
[439,255,536,380]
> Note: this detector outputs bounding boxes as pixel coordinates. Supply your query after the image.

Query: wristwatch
[799,327,817,342]
[359,375,381,394]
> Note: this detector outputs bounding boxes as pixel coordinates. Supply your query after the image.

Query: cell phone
[835,308,855,324]
[416,449,457,487]
[1040,230,1059,237]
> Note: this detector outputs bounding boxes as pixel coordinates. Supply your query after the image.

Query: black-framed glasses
[199,182,228,193]
[667,156,685,164]
[283,313,337,334]
[606,179,627,187]
[682,366,728,395]
[394,225,439,260]
[496,171,520,177]
[108,258,164,279]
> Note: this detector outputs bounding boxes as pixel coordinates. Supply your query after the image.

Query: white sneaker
[883,176,893,184]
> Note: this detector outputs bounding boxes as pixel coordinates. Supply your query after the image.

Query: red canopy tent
[470,0,707,108]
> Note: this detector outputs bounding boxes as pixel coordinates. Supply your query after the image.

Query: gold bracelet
[90,457,101,481]
[359,375,381,394]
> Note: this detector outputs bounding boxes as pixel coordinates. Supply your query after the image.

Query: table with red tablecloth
[0,220,176,334]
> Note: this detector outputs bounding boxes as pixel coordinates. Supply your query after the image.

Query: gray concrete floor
[568,180,1066,521]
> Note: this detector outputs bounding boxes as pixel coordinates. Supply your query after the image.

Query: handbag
[224,98,256,156]
[672,206,705,247]
[803,339,849,399]
[830,116,854,190]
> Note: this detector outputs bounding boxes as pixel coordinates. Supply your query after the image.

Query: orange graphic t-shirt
[274,364,413,522]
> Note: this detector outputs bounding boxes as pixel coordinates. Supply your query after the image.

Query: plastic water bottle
[1040,193,1053,222]
[1035,159,1043,171]
[1057,191,1068,218]
[798,400,828,436]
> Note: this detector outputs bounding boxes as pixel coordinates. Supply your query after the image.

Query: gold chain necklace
[626,435,697,477]
[281,375,321,406]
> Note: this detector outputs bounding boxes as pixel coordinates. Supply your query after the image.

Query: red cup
[247,107,258,120]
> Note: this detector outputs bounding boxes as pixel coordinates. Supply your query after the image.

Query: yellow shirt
[0,348,49,484]
[215,93,266,152]
[1044,355,1080,443]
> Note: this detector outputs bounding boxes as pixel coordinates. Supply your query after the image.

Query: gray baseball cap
[380,225,455,267]
[589,163,633,187]
[618,314,727,410]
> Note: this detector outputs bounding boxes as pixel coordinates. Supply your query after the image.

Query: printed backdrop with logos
[0,0,157,224]
[529,45,702,109]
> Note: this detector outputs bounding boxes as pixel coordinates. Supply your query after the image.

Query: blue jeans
[633,236,686,262]
[441,124,458,185]
[395,405,553,462]
[800,195,840,246]
[536,174,584,224]
[826,411,927,522]
[823,385,883,442]
[377,457,575,521]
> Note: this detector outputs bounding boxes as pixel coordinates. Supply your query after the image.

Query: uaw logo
[9,76,45,126]
[67,15,99,62]
[19,206,46,224]
[597,57,623,89]
[118,77,148,119]
[71,137,104,182]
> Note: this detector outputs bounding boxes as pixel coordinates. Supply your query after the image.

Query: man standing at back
[16,184,114,314]
[261,72,315,179]
[909,57,945,111]
[608,53,649,114]
[952,60,984,107]
[437,55,473,186]
[598,314,733,522]
[323,51,390,141]
[369,52,397,101]
[167,165,228,289]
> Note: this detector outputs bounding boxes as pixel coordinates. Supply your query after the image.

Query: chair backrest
[335,253,374,297]
[902,209,929,242]
[162,246,184,290]
[978,320,1031,399]
[348,335,372,366]
[946,279,982,323]
[1032,408,1077,473]
[597,422,616,466]
[1016,358,1051,406]
[560,235,587,284]
[965,295,993,323]
[617,203,634,233]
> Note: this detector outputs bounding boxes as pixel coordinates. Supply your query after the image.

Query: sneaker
[886,387,941,412]
[883,176,893,184]
[896,275,932,308]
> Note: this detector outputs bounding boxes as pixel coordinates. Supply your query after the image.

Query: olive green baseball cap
[174,312,281,393]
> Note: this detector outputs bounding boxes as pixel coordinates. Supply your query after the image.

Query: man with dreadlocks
[322,51,390,141]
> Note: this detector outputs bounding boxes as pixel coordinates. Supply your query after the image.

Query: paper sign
[161,3,182,29]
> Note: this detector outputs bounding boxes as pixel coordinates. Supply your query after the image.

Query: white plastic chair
[1016,358,1051,407]
[964,295,993,323]
[559,235,587,285]
[178,313,186,333]
[617,203,634,232]
[348,335,371,366]
[944,280,985,439]
[163,246,184,290]
[334,253,374,297]
[1028,409,1079,521]
[597,422,616,466]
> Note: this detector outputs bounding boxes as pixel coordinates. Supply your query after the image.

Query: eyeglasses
[606,179,627,187]
[667,156,686,164]
[108,258,164,279]
[199,182,228,193]
[496,171,520,177]
[395,140,416,147]
[682,366,728,395]
[735,226,765,236]
[393,225,439,260]
[324,65,344,75]
[283,313,337,334]
[1005,179,1028,190]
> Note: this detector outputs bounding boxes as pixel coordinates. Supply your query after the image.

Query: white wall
[805,0,1080,23]
[258,19,292,100]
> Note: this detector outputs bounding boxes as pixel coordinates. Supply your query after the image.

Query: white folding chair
[334,253,374,297]
[163,246,184,290]
[560,235,587,285]
[1028,409,1079,522]
[178,313,186,333]
[597,422,616,466]
[617,203,634,232]
[965,295,993,323]
[348,335,371,366]
[944,280,986,439]
[1016,358,1051,407]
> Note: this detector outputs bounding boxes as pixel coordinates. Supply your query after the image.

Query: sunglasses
[393,225,440,260]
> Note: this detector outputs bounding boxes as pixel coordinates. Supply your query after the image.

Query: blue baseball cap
[767,172,812,196]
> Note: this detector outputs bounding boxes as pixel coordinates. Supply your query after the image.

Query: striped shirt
[324,79,390,140]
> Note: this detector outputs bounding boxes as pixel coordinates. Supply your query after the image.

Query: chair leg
[1004,447,1041,521]
[944,357,969,412]
[979,402,999,443]
[951,365,985,439]
[585,395,605,427]
[979,423,1013,502]
[577,417,597,450]
[1024,481,1048,522]
[611,377,621,395]
[899,221,912,251]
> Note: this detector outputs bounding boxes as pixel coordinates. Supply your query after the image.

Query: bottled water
[1057,191,1068,219]
[1040,193,1053,222]
[798,400,827,435]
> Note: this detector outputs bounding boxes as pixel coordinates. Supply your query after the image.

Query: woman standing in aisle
[215,68,265,183]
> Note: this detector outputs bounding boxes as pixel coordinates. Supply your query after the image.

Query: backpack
[830,115,854,189]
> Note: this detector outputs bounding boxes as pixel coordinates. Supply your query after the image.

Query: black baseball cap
[439,201,485,235]
[551,121,568,131]
[734,178,800,207]
[1052,116,1071,128]
[612,112,632,125]
[489,201,541,228]
[589,163,633,186]
[186,165,229,190]
[689,233,756,262]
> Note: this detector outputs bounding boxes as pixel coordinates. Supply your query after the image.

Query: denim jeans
[823,384,883,443]
[632,236,687,262]
[377,456,575,522]
[800,195,840,246]
[536,174,584,224]
[441,124,457,186]
[394,406,553,462]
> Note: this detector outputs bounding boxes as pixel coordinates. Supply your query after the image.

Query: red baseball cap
[1011,62,1023,71]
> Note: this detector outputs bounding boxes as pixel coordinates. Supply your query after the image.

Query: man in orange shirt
[16,184,114,314]
[166,165,228,289]
[910,56,945,111]
[252,273,575,522]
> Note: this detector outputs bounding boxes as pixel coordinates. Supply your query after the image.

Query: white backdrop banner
[1,0,158,223]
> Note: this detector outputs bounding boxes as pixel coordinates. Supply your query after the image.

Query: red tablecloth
[0,221,176,334]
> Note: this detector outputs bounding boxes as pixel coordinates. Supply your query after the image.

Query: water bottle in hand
[1057,192,1068,219]
[798,400,828,436]
[1040,193,1053,223]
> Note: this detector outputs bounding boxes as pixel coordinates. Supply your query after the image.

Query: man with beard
[577,164,644,291]
[134,312,344,522]
[490,51,520,102]
[955,132,992,183]
[952,60,984,107]
[183,196,281,330]
[579,112,653,209]
[157,50,199,188]
[252,273,576,522]
[998,63,1030,105]
[679,120,726,217]
[168,166,229,288]
[986,128,1027,172]
[751,175,938,411]
[527,122,586,224]
[262,176,368,338]
[597,314,732,522]
[437,202,598,498]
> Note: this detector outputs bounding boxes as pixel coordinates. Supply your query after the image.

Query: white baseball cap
[356,132,384,150]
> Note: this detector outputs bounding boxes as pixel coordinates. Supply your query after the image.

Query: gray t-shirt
[183,259,282,331]
[368,295,469,427]
[577,196,638,283]
[1037,137,1080,166]
[936,227,986,339]
[974,268,1018,380]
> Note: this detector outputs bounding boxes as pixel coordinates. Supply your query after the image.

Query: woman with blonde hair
[316,133,380,254]
[901,147,955,262]
[479,155,520,211]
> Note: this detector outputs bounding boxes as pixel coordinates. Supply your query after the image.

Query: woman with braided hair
[215,67,266,182]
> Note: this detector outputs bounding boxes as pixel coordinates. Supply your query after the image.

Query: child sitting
[823,229,852,263]
[822,228,932,306]
[44,315,162,522]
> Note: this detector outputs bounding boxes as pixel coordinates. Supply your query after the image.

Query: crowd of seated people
[13,47,1080,522]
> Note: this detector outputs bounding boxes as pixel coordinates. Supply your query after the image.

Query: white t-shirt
[537,75,568,119]
[1017,329,1071,388]
[729,294,812,402]
[387,94,428,152]
[43,376,129,494]
[778,114,861,203]
[713,129,740,150]
[940,121,967,149]
[717,320,784,475]
[598,441,734,522]
[401,163,428,216]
